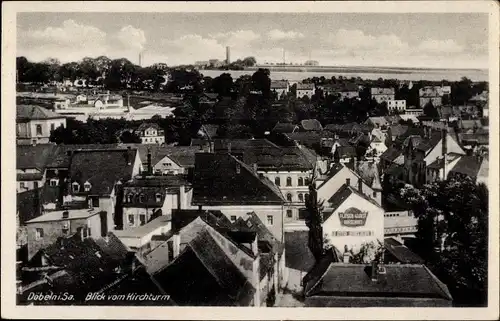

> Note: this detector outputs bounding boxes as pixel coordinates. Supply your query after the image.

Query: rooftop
[384,237,424,264]
[17,105,65,121]
[113,215,171,238]
[26,208,102,224]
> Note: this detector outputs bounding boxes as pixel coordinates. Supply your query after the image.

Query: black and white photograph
[2,1,499,319]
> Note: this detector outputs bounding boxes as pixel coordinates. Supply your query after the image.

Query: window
[126,194,133,203]
[298,177,304,186]
[72,182,80,193]
[274,177,280,186]
[139,194,145,203]
[286,177,292,186]
[286,210,293,218]
[373,191,377,198]
[305,193,309,201]
[35,228,44,239]
[230,215,237,222]
[286,193,292,202]
[84,181,91,192]
[267,215,274,225]
[139,215,146,226]
[167,241,174,262]
[50,179,58,187]
[50,124,55,132]
[128,215,135,226]
[20,182,25,189]
[155,193,162,203]
[298,193,304,202]
[163,162,172,167]
[36,125,43,136]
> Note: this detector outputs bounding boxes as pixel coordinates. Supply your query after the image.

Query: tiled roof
[384,237,424,264]
[325,184,381,221]
[388,124,409,138]
[16,105,65,121]
[136,122,162,132]
[304,263,452,301]
[284,230,316,272]
[17,186,59,225]
[347,161,382,190]
[271,80,289,89]
[69,149,138,196]
[203,93,220,100]
[371,87,395,95]
[272,122,298,134]
[380,147,402,163]
[151,229,256,306]
[296,82,315,90]
[414,132,442,152]
[232,212,284,256]
[334,145,356,159]
[301,119,323,131]
[449,155,484,179]
[192,153,284,206]
[26,208,102,224]
[17,144,59,170]
[114,215,171,238]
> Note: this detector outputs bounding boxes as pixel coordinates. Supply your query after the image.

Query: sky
[17,12,489,69]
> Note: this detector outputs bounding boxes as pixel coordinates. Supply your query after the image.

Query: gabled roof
[371,87,395,95]
[271,80,289,89]
[122,144,199,168]
[301,119,323,131]
[198,124,219,139]
[69,149,138,196]
[16,105,65,121]
[296,82,315,90]
[232,212,284,256]
[325,184,381,221]
[347,161,382,190]
[17,144,59,170]
[388,124,409,138]
[380,147,402,163]
[192,153,285,205]
[136,122,162,132]
[151,229,256,306]
[304,263,452,301]
[334,145,356,159]
[384,237,424,264]
[448,155,484,179]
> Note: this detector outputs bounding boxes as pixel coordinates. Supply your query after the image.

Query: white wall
[424,134,465,165]
[322,193,384,254]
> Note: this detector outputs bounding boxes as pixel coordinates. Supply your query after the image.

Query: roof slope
[384,237,424,264]
[301,119,323,131]
[17,144,59,170]
[152,229,255,306]
[192,153,284,205]
[304,263,452,301]
[69,149,137,195]
[17,105,65,121]
[284,230,316,272]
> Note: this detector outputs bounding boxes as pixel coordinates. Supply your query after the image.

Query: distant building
[135,123,165,144]
[16,144,59,193]
[370,88,395,104]
[419,86,449,107]
[387,100,407,113]
[304,60,319,66]
[16,105,67,145]
[271,80,290,98]
[404,108,423,117]
[226,46,231,64]
[296,83,315,99]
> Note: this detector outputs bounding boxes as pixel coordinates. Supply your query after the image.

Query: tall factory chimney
[226,46,231,64]
[139,52,142,67]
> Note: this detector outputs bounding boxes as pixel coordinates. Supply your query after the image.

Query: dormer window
[72,182,80,193]
[139,194,145,203]
[155,193,162,203]
[84,181,92,192]
[126,194,133,203]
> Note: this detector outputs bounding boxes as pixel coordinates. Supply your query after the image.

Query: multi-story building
[370,88,395,104]
[296,82,315,99]
[135,123,165,144]
[419,86,448,107]
[387,100,407,113]
[16,105,67,145]
[271,80,290,98]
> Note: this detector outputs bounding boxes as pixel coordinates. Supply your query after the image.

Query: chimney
[62,211,69,219]
[346,178,351,186]
[358,178,363,194]
[209,141,214,153]
[253,163,258,173]
[178,185,186,209]
[227,142,232,154]
[147,149,152,175]
[371,260,378,282]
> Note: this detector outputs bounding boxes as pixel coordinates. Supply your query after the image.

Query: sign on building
[338,208,368,227]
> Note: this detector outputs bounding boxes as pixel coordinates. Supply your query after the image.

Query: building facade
[16,105,67,145]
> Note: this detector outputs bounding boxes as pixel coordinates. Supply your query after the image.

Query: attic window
[139,194,145,203]
[155,193,162,203]
[72,182,80,193]
[236,164,241,174]
[84,181,92,192]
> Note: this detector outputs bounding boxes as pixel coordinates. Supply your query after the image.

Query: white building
[136,123,165,144]
[296,83,315,99]
[387,100,407,113]
[16,105,67,145]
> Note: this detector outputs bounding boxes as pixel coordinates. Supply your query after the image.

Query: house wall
[317,167,379,207]
[26,215,100,260]
[420,97,443,107]
[198,205,285,242]
[340,91,359,100]
[123,207,159,229]
[17,118,66,142]
[322,193,384,254]
[260,170,312,222]
[285,267,307,293]
[387,100,407,112]
[153,155,185,175]
[296,89,315,99]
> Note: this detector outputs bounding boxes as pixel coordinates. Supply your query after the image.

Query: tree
[212,73,233,96]
[251,68,271,98]
[400,177,488,306]
[423,101,439,118]
[305,180,325,261]
[242,56,257,67]
[119,131,142,143]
